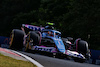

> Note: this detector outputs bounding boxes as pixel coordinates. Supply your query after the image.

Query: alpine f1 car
[9,23,90,63]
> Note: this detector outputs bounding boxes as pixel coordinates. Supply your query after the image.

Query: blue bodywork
[23,24,87,60]
[42,29,65,54]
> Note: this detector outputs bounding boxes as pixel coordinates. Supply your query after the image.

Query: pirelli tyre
[9,29,25,50]
[23,31,41,51]
[77,40,89,57]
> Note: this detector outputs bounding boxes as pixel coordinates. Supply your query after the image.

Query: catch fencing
[0,36,10,48]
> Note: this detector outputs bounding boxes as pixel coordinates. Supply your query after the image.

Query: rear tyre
[9,29,25,50]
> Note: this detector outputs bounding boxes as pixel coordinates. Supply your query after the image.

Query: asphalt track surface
[19,51,100,67]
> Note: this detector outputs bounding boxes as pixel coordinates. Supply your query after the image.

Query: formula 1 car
[9,23,90,62]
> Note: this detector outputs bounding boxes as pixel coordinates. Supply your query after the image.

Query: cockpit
[42,29,61,38]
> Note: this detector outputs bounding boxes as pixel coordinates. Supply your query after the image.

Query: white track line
[11,50,44,67]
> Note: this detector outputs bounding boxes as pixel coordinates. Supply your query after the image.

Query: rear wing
[22,24,45,31]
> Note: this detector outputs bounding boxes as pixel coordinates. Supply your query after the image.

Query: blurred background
[0,0,100,50]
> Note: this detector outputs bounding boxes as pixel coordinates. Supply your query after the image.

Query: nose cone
[53,38,65,53]
[59,49,65,54]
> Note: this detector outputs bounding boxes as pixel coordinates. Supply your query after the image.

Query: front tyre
[77,40,89,58]
[23,31,40,51]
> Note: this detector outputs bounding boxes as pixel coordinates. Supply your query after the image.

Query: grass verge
[0,53,37,67]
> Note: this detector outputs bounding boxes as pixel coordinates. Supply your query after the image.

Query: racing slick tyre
[9,29,25,50]
[23,31,40,51]
[77,40,89,57]
[29,31,41,45]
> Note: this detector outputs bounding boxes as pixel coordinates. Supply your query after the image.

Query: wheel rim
[24,41,29,51]
[24,34,30,51]
[9,32,14,48]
